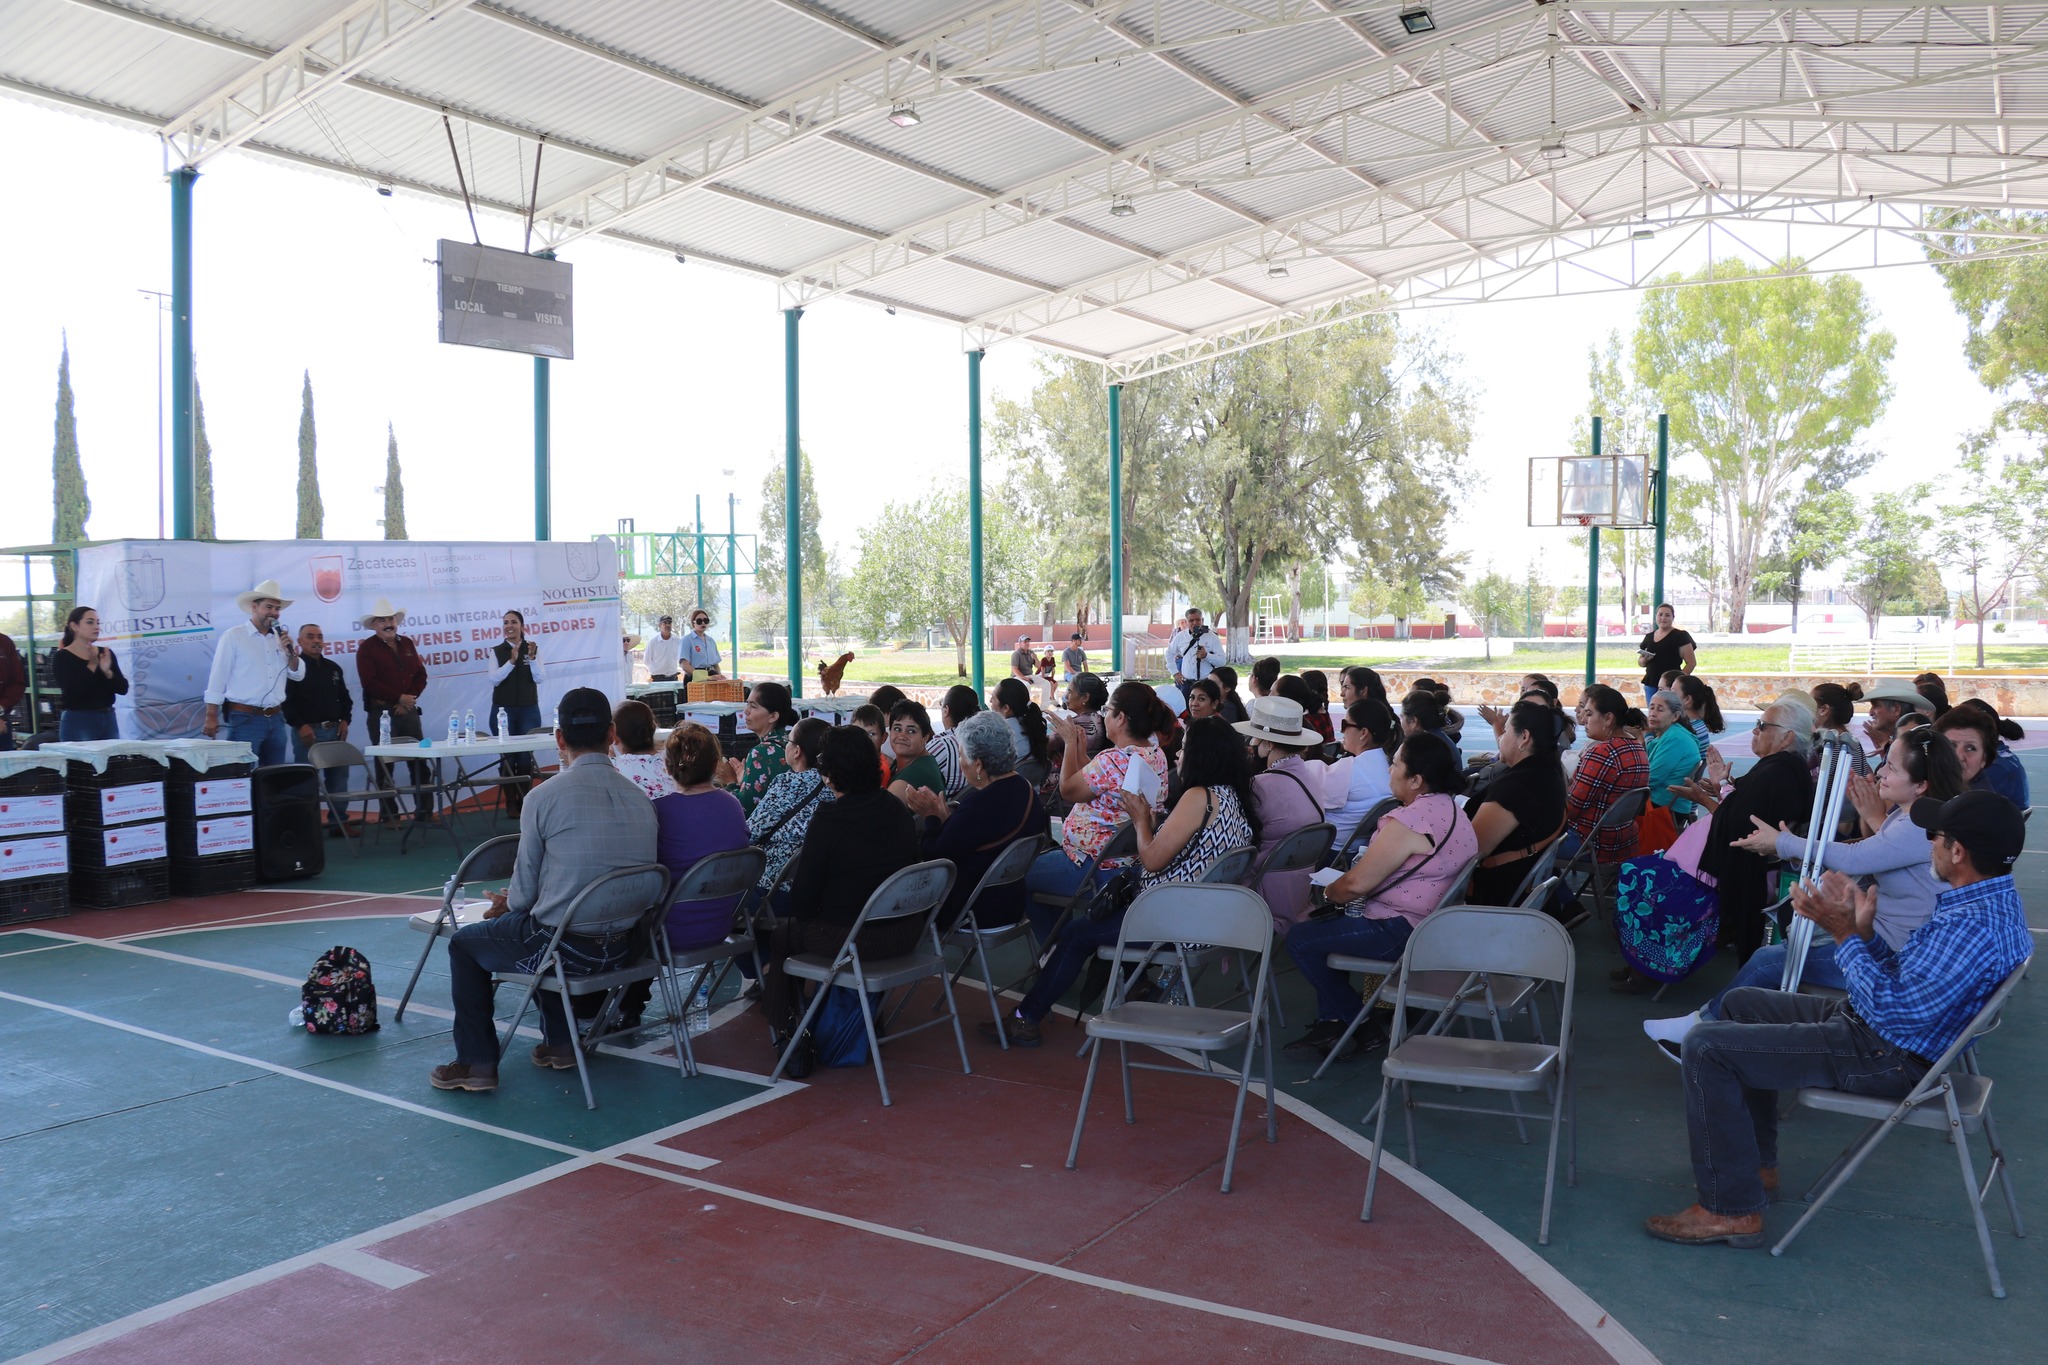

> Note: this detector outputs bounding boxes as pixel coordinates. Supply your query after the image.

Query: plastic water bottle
[447,710,460,745]
[496,706,509,741]
[288,1005,305,1029]
[379,712,392,746]
[463,708,476,744]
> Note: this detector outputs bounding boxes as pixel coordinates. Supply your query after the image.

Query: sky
[0,96,2002,608]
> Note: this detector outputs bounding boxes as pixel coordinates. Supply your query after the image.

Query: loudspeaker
[253,764,326,881]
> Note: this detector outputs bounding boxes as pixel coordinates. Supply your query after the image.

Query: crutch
[1779,731,1853,991]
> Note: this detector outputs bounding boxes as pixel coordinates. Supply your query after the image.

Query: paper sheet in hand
[1309,867,1345,888]
[1119,755,1161,804]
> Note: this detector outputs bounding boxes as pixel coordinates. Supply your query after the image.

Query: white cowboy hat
[1862,679,1931,713]
[235,579,293,612]
[362,596,406,626]
[1233,695,1322,746]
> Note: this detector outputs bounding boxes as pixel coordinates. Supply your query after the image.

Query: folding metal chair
[1066,884,1277,1193]
[652,846,768,1076]
[1332,797,1402,871]
[938,835,1047,1049]
[1507,836,1565,908]
[1556,786,1649,926]
[1772,956,2032,1296]
[492,863,681,1110]
[1074,844,1258,1043]
[1237,820,1335,1026]
[1362,904,1578,1244]
[769,859,969,1106]
[394,833,519,1022]
[308,739,461,856]
[1028,820,1140,958]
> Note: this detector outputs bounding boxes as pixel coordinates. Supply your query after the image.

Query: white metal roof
[6,0,2048,377]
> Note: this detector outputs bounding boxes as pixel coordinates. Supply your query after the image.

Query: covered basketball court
[7,5,2048,1362]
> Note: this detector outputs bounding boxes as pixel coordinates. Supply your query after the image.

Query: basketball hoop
[1573,513,1593,527]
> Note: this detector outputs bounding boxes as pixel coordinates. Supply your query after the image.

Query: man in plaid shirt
[1646,790,2030,1248]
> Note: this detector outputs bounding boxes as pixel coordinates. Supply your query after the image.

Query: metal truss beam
[158,0,479,168]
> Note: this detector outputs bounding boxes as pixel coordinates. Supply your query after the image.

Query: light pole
[139,289,170,538]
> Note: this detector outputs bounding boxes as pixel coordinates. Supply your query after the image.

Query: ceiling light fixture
[887,103,922,128]
[1109,195,1136,217]
[1399,7,1435,34]
[376,183,393,196]
[1267,260,1290,279]
[1631,222,1656,241]
[673,252,687,264]
[1539,132,1567,161]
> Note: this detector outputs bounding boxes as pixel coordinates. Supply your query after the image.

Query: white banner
[191,778,251,815]
[0,834,68,880]
[74,540,622,741]
[98,782,165,825]
[191,816,254,856]
[0,795,66,837]
[101,823,167,867]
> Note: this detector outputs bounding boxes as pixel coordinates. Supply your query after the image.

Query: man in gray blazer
[431,687,660,1093]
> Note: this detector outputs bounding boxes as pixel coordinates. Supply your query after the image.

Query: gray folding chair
[1066,883,1277,1193]
[1076,843,1258,1043]
[1029,821,1140,956]
[939,835,1047,1049]
[769,859,969,1106]
[1556,786,1649,926]
[1332,797,1401,871]
[308,738,460,856]
[1772,956,2032,1297]
[1200,845,1256,886]
[492,863,681,1110]
[1362,904,1577,1244]
[1507,834,1565,908]
[652,845,768,1076]
[394,833,519,1022]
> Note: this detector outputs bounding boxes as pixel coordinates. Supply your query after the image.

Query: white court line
[623,1145,721,1171]
[118,889,437,938]
[320,1248,427,1290]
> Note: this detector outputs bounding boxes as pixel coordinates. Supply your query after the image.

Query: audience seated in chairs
[904,710,1048,932]
[1939,699,2032,808]
[987,715,1258,1048]
[849,704,893,787]
[1236,695,1328,930]
[1642,728,1965,1059]
[1298,669,1335,743]
[866,685,909,761]
[1029,681,1174,907]
[1914,671,1952,718]
[611,699,678,800]
[1464,699,1567,908]
[1211,665,1250,724]
[1809,683,1872,779]
[757,725,923,1052]
[1609,701,1817,992]
[430,687,659,1094]
[1639,688,1702,853]
[723,681,801,815]
[885,700,947,801]
[1561,684,1648,867]
[1182,677,1223,723]
[1249,656,1280,699]
[993,677,1051,790]
[1677,674,1724,754]
[1339,665,1389,711]
[925,684,981,798]
[1401,687,1463,768]
[1644,790,2030,1249]
[1323,699,1398,852]
[747,717,835,898]
[1282,733,1478,1060]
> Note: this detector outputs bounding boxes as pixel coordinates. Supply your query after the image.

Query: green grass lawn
[725,640,2048,688]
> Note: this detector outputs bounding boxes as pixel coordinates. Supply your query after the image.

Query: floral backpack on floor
[301,946,380,1035]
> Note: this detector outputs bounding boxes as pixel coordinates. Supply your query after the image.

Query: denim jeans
[291,721,352,807]
[366,705,430,819]
[1682,987,1927,1216]
[222,710,290,766]
[1018,911,1125,1022]
[1700,942,1846,1020]
[446,908,637,1065]
[59,709,119,741]
[1023,848,1117,945]
[492,704,544,780]
[1285,914,1415,1021]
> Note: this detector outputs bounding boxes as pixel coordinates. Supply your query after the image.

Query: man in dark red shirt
[356,597,431,821]
[0,632,25,744]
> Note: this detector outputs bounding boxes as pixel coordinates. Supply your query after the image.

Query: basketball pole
[1585,417,1601,687]
[1652,412,1670,613]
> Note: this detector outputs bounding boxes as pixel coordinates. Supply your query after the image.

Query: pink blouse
[1356,793,1479,927]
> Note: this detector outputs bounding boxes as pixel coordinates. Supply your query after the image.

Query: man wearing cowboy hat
[1861,679,1932,761]
[358,597,432,822]
[202,579,304,765]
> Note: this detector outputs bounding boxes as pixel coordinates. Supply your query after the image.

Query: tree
[846,484,1036,675]
[1633,258,1893,631]
[1572,330,1665,625]
[1520,565,1555,636]
[382,423,408,540]
[1928,209,2048,443]
[1846,486,1934,637]
[1753,487,1855,633]
[1347,572,1427,637]
[1666,475,1726,630]
[1944,448,2048,664]
[1460,567,1520,660]
[1556,584,1588,624]
[295,370,323,538]
[755,450,827,643]
[193,375,217,539]
[51,334,89,594]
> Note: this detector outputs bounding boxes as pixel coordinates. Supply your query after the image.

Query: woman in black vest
[489,610,545,813]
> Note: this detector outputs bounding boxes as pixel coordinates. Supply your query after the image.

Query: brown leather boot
[1644,1204,1766,1248]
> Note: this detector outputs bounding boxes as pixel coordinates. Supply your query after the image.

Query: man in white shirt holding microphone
[202,578,305,766]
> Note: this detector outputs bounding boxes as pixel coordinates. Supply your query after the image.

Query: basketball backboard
[1528,455,1655,529]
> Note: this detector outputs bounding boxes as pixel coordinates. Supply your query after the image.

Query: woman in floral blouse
[722,681,801,816]
[747,718,834,894]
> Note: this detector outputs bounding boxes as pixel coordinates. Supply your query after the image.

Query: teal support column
[169,167,197,540]
[1651,412,1670,611]
[968,349,986,695]
[1108,382,1125,677]
[533,250,555,541]
[727,493,739,670]
[694,493,705,610]
[1585,416,1602,687]
[783,307,803,697]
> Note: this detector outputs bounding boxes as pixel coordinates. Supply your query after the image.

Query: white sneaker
[1642,1011,1699,1054]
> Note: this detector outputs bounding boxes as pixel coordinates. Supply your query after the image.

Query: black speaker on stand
[254,764,325,881]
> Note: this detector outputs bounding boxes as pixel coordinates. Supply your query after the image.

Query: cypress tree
[383,422,408,539]
[295,369,323,538]
[193,375,217,539]
[51,333,89,593]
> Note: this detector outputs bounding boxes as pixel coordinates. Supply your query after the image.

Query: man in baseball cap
[1645,786,2030,1249]
[430,685,660,1094]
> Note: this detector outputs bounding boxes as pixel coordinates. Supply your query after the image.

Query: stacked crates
[66,752,170,909]
[167,755,257,897]
[0,759,70,924]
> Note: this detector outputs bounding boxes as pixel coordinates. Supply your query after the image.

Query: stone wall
[1377,670,2048,715]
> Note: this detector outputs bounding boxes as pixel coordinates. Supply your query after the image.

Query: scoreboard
[437,240,574,360]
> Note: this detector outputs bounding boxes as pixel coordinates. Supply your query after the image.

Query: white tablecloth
[0,751,70,779]
[362,735,558,761]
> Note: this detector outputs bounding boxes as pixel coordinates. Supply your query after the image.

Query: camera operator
[1169,608,1218,685]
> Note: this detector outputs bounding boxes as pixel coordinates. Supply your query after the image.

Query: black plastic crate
[70,821,168,873]
[0,764,65,798]
[166,762,255,822]
[65,757,168,828]
[168,813,256,861]
[1,871,71,925]
[169,851,256,898]
[719,733,760,761]
[638,687,680,727]
[71,863,170,910]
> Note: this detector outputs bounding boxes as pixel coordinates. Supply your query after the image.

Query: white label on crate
[0,795,66,837]
[0,835,68,881]
[192,816,254,856]
[191,778,251,816]
[102,822,168,867]
[100,782,166,824]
